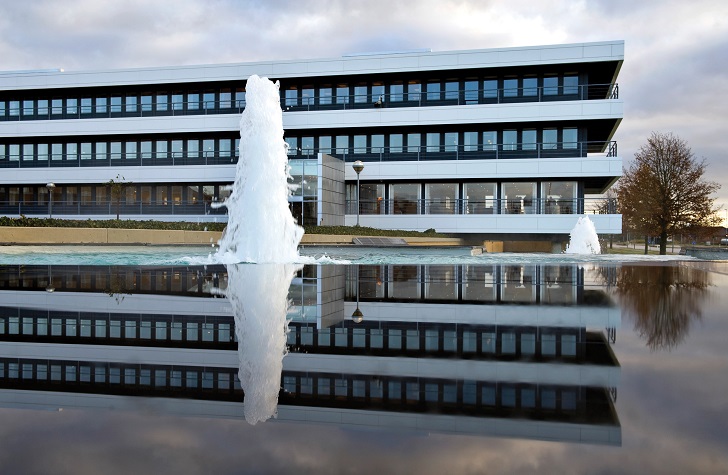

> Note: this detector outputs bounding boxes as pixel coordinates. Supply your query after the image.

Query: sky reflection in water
[0,259,726,474]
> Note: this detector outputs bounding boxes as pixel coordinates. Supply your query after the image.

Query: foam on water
[215,75,303,264]
[565,215,601,254]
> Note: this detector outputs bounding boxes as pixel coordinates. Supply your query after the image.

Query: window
[110,142,122,160]
[445,81,459,101]
[426,81,441,101]
[22,99,34,116]
[563,128,578,149]
[335,135,349,155]
[125,95,138,112]
[187,140,199,158]
[81,98,92,114]
[426,133,440,153]
[463,132,478,151]
[156,93,168,111]
[407,81,421,101]
[111,96,122,113]
[543,129,558,149]
[391,183,419,215]
[353,135,367,154]
[503,130,517,151]
[464,80,478,103]
[426,183,457,214]
[371,134,384,154]
[483,79,498,99]
[92,97,107,115]
[483,131,497,151]
[187,92,199,110]
[319,86,332,105]
[37,99,48,116]
[156,141,168,160]
[522,129,537,150]
[95,142,107,161]
[523,77,538,96]
[300,87,314,107]
[503,78,518,97]
[564,74,579,95]
[285,87,298,107]
[543,76,558,95]
[141,94,152,112]
[219,89,231,108]
[354,84,367,103]
[172,92,184,110]
[389,134,403,154]
[406,133,420,153]
[390,82,403,102]
[51,98,63,115]
[336,84,349,104]
[444,132,458,152]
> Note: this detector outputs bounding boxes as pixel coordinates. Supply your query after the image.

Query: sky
[1,0,727,220]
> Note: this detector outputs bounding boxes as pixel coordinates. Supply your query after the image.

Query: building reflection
[0,263,621,445]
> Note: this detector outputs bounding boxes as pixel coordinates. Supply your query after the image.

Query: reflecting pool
[0,260,727,473]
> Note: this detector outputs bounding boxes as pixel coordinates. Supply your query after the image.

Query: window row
[0,86,246,119]
[288,323,580,358]
[346,181,580,216]
[0,137,239,163]
[285,127,581,156]
[0,359,241,392]
[0,315,234,342]
[0,183,232,208]
[281,72,585,107]
[282,372,583,413]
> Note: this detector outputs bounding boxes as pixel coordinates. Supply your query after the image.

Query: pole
[356,172,360,226]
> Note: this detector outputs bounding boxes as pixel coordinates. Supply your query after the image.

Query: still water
[0,259,727,474]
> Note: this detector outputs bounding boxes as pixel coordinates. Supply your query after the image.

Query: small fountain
[564,215,601,254]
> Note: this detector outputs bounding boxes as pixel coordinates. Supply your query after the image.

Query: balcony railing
[0,141,619,169]
[345,197,615,216]
[0,83,619,122]
[294,141,619,162]
[0,200,228,217]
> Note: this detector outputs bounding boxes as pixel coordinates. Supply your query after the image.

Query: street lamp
[352,160,364,226]
[351,265,363,323]
[46,183,56,219]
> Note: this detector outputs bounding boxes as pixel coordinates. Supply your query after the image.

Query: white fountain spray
[564,215,601,254]
[216,74,304,263]
[214,75,303,424]
[225,263,298,424]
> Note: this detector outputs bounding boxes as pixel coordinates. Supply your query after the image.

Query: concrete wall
[317,153,345,226]
[0,227,223,245]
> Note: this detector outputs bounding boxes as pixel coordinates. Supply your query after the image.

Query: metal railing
[0,83,618,122]
[345,197,615,216]
[0,199,228,217]
[299,141,619,162]
[0,140,619,168]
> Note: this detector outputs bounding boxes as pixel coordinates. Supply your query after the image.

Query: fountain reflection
[0,263,621,445]
[611,265,710,351]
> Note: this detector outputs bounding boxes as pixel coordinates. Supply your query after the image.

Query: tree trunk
[659,230,668,255]
[644,235,649,254]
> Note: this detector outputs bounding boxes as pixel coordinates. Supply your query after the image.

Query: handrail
[0,83,619,121]
[0,141,618,168]
[344,197,616,216]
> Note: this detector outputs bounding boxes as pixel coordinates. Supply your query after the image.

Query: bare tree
[105,174,129,220]
[616,132,721,255]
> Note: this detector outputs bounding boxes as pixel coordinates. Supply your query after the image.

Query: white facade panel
[0,164,236,185]
[1,115,240,138]
[283,99,622,131]
[345,157,622,181]
[0,41,623,91]
[346,214,622,235]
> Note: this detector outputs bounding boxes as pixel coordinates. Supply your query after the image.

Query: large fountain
[214,75,303,424]
[216,74,304,264]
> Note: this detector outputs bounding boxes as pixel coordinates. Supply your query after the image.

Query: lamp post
[46,183,56,219]
[352,160,364,226]
[351,265,363,323]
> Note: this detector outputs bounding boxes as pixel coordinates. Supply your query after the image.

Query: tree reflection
[615,265,710,351]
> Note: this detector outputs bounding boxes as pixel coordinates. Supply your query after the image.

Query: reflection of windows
[564,75,579,95]
[544,76,558,95]
[503,78,518,97]
[483,79,498,99]
[563,128,578,149]
[523,77,538,96]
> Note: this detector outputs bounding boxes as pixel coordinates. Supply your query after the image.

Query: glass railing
[0,199,229,216]
[0,141,618,168]
[345,197,617,216]
[0,83,618,122]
